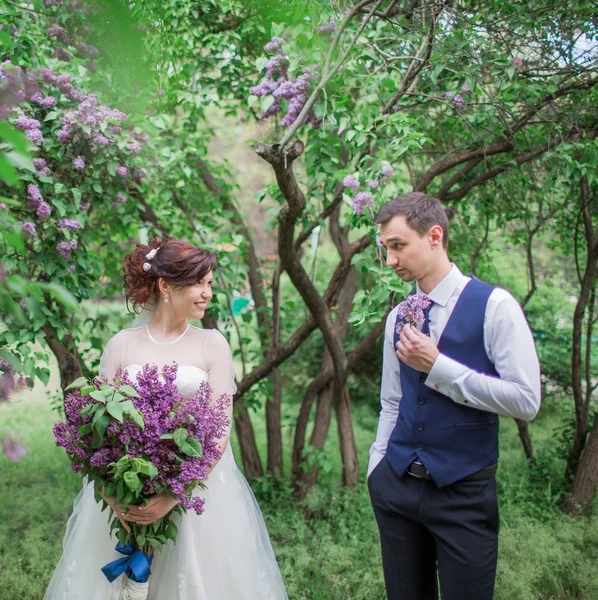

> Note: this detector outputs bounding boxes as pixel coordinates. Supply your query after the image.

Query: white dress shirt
[367,264,541,477]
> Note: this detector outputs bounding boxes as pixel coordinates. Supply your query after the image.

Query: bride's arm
[203,329,235,470]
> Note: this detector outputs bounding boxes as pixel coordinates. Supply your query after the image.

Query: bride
[44,238,288,599]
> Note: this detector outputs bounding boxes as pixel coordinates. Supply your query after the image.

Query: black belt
[406,462,497,482]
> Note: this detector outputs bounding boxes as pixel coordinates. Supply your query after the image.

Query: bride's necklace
[146,322,191,346]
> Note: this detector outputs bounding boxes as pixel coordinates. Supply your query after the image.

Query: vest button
[417,424,424,431]
[417,444,424,451]
[418,398,425,405]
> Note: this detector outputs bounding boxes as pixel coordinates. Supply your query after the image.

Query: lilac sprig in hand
[395,294,432,337]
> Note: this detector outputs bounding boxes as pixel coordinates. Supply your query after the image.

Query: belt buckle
[407,464,426,479]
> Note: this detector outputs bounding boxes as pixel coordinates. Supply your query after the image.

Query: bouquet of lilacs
[395,294,432,336]
[54,363,230,600]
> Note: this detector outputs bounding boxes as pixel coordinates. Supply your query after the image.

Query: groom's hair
[374,192,449,249]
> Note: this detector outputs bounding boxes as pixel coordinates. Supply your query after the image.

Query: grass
[1,362,598,599]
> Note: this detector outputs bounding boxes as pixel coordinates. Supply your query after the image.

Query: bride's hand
[123,494,178,525]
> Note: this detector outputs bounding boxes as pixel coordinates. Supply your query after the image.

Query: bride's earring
[164,294,169,303]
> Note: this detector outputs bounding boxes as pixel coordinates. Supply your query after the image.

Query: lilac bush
[342,164,395,215]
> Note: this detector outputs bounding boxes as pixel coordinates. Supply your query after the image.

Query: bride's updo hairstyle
[122,236,217,312]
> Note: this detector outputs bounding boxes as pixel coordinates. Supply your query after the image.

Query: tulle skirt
[44,445,288,599]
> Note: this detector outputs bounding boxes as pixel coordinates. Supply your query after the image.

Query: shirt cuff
[426,353,465,400]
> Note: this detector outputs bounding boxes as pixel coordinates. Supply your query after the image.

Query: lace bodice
[100,324,235,453]
[123,364,210,400]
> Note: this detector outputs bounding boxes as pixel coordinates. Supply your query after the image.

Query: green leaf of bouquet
[119,384,141,398]
[181,437,203,457]
[148,538,162,550]
[92,412,110,447]
[90,390,108,404]
[165,519,178,542]
[173,427,188,449]
[65,376,88,391]
[136,534,146,546]
[80,385,96,395]
[78,423,93,436]
[124,471,141,493]
[106,401,124,422]
[160,433,174,440]
[128,409,145,430]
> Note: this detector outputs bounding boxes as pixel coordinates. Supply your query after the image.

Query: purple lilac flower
[68,264,76,274]
[265,54,289,79]
[280,93,308,126]
[395,294,432,336]
[36,201,52,220]
[57,218,81,231]
[79,201,88,212]
[27,183,43,207]
[451,94,466,109]
[264,37,284,53]
[75,41,100,58]
[116,165,128,178]
[381,165,394,178]
[26,129,43,144]
[259,99,281,120]
[2,438,28,461]
[272,78,297,100]
[108,125,121,135]
[249,78,279,97]
[52,47,72,62]
[512,58,523,70]
[116,193,126,204]
[353,191,374,215]
[33,158,51,176]
[15,114,41,131]
[56,126,70,143]
[318,19,336,36]
[30,92,57,108]
[370,179,379,189]
[48,25,71,44]
[0,203,7,210]
[92,133,111,146]
[126,141,141,154]
[21,221,36,236]
[57,239,78,259]
[343,175,359,189]
[85,61,98,73]
[461,82,471,93]
[72,156,85,170]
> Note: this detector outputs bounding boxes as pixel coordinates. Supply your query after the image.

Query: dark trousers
[368,457,499,600]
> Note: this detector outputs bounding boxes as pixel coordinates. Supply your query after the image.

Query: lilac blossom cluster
[57,239,78,259]
[57,218,81,231]
[0,61,38,120]
[0,358,14,402]
[27,183,52,219]
[343,164,394,215]
[249,37,320,128]
[395,294,432,336]
[53,363,230,516]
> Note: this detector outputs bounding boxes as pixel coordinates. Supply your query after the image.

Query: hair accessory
[142,247,159,272]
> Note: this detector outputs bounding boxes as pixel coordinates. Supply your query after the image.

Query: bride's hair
[122,236,217,312]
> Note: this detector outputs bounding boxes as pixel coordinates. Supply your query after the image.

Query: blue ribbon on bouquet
[101,541,153,583]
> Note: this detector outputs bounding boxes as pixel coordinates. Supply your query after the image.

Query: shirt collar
[416,264,463,307]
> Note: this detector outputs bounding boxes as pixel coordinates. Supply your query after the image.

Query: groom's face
[379,214,434,282]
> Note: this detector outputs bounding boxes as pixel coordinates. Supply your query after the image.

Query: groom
[367,193,541,600]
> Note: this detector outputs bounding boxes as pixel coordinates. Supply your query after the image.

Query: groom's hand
[396,324,439,373]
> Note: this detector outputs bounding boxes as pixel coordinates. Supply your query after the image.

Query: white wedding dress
[44,324,288,600]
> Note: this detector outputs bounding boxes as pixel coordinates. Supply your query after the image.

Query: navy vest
[385,278,499,488]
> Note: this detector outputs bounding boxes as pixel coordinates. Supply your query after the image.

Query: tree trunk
[43,324,84,390]
[565,175,598,481]
[266,369,284,476]
[563,412,598,516]
[515,418,534,461]
[234,402,264,480]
